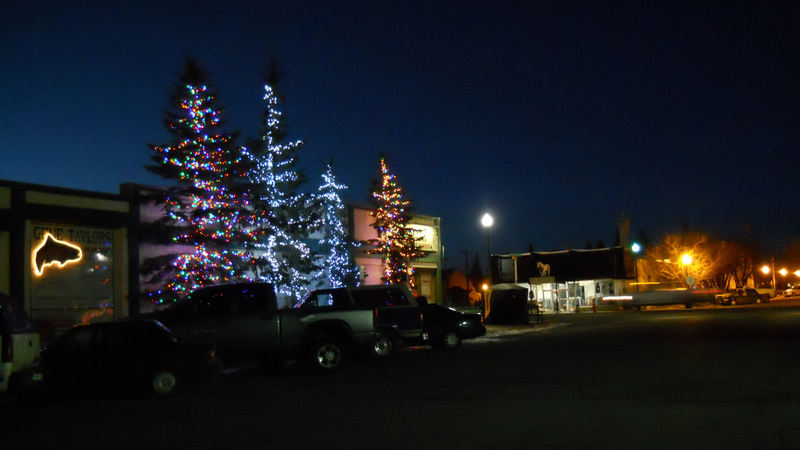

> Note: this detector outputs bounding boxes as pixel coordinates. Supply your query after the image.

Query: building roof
[495,247,632,283]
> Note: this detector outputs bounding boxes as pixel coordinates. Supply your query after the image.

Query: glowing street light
[681,253,692,266]
[761,265,771,275]
[681,253,692,290]
[779,268,788,277]
[630,242,642,290]
[481,213,494,286]
[795,270,800,278]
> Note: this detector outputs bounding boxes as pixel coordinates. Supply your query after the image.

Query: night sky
[3,1,799,268]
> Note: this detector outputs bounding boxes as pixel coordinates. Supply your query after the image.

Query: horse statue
[536,261,551,277]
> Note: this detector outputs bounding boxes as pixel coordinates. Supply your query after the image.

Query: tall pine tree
[316,161,360,288]
[244,64,320,301]
[367,157,424,286]
[145,59,254,303]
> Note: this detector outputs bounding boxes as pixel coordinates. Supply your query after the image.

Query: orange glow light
[32,232,83,276]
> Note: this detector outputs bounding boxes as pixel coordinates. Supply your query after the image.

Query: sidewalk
[482,321,562,338]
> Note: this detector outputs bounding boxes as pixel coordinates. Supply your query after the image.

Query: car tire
[308,338,345,372]
[436,330,461,350]
[731,299,737,306]
[150,369,180,396]
[369,332,394,359]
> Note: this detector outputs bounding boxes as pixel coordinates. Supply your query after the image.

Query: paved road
[4,302,800,449]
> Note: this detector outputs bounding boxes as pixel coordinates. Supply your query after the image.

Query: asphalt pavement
[5,302,800,449]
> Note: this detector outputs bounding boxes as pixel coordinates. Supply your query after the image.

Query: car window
[302,289,349,308]
[386,289,410,306]
[193,288,231,317]
[351,289,388,307]
[351,288,410,307]
[232,285,269,314]
[96,326,130,352]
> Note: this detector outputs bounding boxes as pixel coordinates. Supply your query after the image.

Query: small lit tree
[316,162,360,288]
[367,157,425,286]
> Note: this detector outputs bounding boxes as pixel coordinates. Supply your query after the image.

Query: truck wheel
[150,368,180,396]
[309,339,345,372]
[370,332,394,359]
[435,330,461,350]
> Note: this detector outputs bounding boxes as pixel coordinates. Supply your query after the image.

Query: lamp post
[681,253,692,290]
[481,213,493,286]
[631,242,641,292]
[761,259,776,292]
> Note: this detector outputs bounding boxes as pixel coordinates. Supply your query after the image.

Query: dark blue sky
[3,1,798,267]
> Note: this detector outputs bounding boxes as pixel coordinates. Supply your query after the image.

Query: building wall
[349,205,443,302]
[0,180,132,333]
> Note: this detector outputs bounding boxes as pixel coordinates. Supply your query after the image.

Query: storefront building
[1,180,445,331]
[492,247,634,312]
[0,180,133,334]
[349,205,443,303]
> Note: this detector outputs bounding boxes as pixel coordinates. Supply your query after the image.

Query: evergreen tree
[316,161,360,288]
[367,157,424,286]
[244,64,320,301]
[145,59,254,303]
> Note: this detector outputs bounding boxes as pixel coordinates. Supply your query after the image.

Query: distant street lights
[481,213,493,285]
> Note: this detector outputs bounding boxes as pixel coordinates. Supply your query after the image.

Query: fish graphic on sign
[32,233,83,276]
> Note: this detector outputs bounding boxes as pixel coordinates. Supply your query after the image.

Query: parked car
[40,319,219,396]
[145,283,379,372]
[715,288,769,306]
[785,284,800,297]
[417,299,486,350]
[0,294,42,393]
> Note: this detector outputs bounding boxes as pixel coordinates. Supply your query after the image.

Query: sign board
[529,276,556,285]
[30,223,115,312]
[410,225,438,252]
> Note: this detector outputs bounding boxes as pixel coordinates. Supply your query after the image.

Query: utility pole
[459,250,470,289]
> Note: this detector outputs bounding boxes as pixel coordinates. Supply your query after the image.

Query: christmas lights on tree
[145,59,255,302]
[367,157,424,286]
[243,64,320,302]
[316,162,360,288]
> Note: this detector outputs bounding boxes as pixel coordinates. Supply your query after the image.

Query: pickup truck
[143,283,379,372]
[715,288,769,306]
[297,285,427,358]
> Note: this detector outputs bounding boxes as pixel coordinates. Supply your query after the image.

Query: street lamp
[630,242,642,291]
[481,213,494,286]
[761,258,776,291]
[681,253,692,290]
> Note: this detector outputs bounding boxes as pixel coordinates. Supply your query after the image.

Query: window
[351,288,409,307]
[302,289,349,308]
[192,288,231,317]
